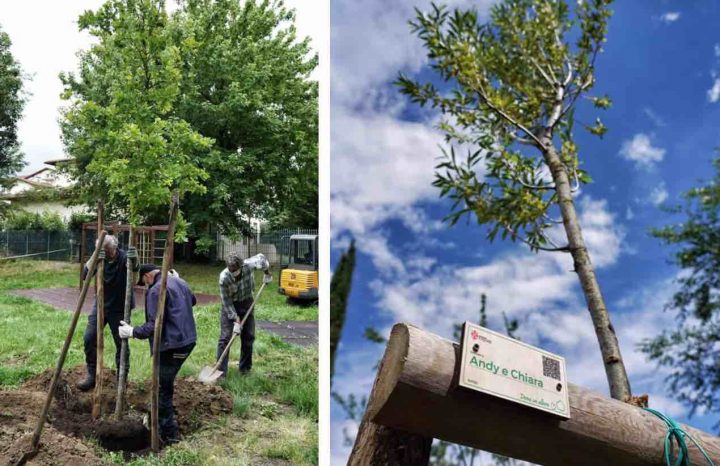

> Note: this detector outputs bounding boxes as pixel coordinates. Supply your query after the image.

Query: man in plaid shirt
[218,252,272,375]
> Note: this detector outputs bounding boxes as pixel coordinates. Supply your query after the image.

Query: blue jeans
[83,304,128,379]
[216,299,255,374]
[159,343,195,443]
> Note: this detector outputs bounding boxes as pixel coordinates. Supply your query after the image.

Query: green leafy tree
[173,0,318,240]
[396,0,631,401]
[60,0,318,241]
[331,240,356,380]
[640,156,720,423]
[60,0,211,232]
[0,24,25,207]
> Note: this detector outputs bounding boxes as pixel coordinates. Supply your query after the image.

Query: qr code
[542,356,561,380]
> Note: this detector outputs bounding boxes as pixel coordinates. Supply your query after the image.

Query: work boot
[76,375,95,391]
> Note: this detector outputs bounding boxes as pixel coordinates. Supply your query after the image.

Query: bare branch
[508,132,536,146]
[563,59,573,86]
[570,166,581,193]
[502,222,571,253]
[530,57,557,86]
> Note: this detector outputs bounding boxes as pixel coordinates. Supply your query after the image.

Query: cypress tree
[330,240,356,380]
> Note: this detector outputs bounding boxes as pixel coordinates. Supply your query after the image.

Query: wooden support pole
[26,231,107,458]
[349,323,720,466]
[92,203,105,419]
[115,225,134,419]
[150,192,179,452]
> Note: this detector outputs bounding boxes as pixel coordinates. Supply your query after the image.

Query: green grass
[173,262,318,322]
[0,259,318,466]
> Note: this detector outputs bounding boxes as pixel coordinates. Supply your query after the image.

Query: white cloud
[619,133,666,169]
[331,0,495,110]
[372,196,624,338]
[708,78,720,103]
[659,12,681,23]
[649,183,669,206]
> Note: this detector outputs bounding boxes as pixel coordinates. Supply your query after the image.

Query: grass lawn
[0,259,318,465]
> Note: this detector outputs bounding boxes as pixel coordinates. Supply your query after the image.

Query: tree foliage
[174,0,318,235]
[640,156,720,423]
[397,0,612,249]
[61,0,211,233]
[60,0,318,240]
[0,24,25,197]
[1,210,66,232]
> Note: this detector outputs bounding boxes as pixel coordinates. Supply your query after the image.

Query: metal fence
[0,227,317,265]
[217,228,318,266]
[0,230,80,261]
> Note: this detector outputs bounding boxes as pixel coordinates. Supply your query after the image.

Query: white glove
[233,321,242,334]
[263,273,272,284]
[118,320,134,339]
[169,269,179,278]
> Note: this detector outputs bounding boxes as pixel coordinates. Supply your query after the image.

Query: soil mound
[0,365,233,465]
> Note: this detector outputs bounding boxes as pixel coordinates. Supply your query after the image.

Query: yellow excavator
[278,234,318,302]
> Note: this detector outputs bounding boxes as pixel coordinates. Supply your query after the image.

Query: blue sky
[331,1,720,463]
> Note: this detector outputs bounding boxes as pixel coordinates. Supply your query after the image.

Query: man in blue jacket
[117,264,197,445]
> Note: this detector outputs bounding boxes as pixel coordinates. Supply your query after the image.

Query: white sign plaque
[459,322,570,419]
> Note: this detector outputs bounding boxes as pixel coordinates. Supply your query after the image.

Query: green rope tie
[644,407,715,466]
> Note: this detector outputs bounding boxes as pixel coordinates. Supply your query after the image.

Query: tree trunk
[92,202,105,419]
[115,226,134,419]
[150,192,179,452]
[543,141,631,401]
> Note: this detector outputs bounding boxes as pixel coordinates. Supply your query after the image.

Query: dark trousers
[83,304,128,378]
[216,299,255,374]
[159,343,194,443]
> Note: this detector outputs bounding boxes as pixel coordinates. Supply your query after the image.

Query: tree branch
[474,83,546,148]
[530,57,557,86]
[502,222,571,253]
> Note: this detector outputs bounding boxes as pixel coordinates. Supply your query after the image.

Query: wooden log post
[115,225,134,419]
[27,231,107,457]
[150,192,179,452]
[92,203,105,419]
[349,323,720,466]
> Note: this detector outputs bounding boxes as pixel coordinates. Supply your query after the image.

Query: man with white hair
[77,234,139,391]
[217,252,272,376]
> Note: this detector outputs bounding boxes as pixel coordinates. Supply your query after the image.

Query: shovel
[198,281,268,384]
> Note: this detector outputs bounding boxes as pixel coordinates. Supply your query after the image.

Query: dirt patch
[0,365,233,465]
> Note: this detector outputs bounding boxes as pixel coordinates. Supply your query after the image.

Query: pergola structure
[78,222,172,287]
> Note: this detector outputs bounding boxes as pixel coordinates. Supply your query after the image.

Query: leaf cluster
[396,0,612,251]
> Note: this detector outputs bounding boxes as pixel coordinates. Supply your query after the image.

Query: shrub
[68,212,96,231]
[2,210,67,231]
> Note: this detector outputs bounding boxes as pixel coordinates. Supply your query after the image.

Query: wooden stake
[115,225,134,419]
[92,202,105,419]
[150,192,179,452]
[28,231,107,455]
[349,323,720,466]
